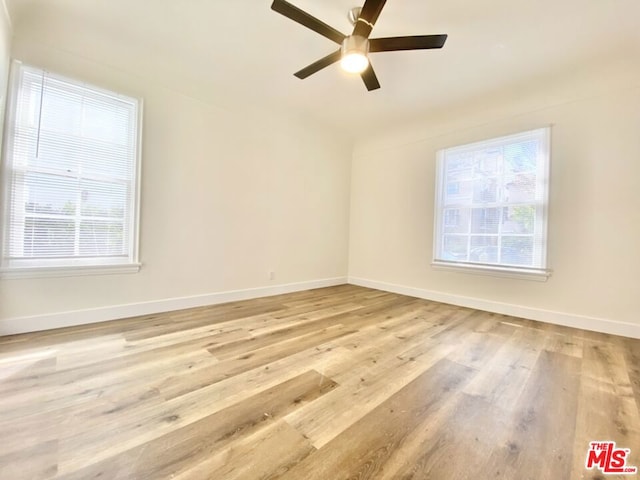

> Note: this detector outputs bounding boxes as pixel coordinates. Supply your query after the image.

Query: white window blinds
[433,128,550,274]
[1,62,141,275]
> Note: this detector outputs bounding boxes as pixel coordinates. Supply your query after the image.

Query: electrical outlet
[269,271,275,280]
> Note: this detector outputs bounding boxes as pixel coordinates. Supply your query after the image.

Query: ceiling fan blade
[360,63,381,91]
[294,50,342,79]
[369,34,448,52]
[271,0,345,44]
[352,0,388,38]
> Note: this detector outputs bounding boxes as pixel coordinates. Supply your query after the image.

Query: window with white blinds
[433,128,550,276]
[1,62,141,276]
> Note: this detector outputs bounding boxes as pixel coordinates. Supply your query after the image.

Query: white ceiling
[5,0,640,138]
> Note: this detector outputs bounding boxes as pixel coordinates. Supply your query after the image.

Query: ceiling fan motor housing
[342,35,370,57]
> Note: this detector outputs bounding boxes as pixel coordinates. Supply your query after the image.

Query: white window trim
[0,60,143,278]
[431,260,551,281]
[0,262,142,279]
[432,127,552,280]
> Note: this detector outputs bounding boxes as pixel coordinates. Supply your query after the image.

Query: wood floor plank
[621,337,640,417]
[56,370,335,479]
[582,339,636,396]
[172,419,315,480]
[50,339,345,472]
[281,304,471,448]
[0,332,225,396]
[463,324,544,411]
[122,303,287,342]
[277,358,477,480]
[380,393,510,479]
[0,440,58,480]
[52,348,336,473]
[285,336,454,449]
[0,284,638,480]
[478,350,582,480]
[166,323,355,399]
[569,337,640,480]
[0,347,219,425]
[570,385,640,480]
[544,331,584,358]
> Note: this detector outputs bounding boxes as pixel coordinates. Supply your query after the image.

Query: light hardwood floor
[0,285,639,480]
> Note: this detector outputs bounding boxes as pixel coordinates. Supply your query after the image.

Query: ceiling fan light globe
[341,53,369,73]
[341,35,370,74]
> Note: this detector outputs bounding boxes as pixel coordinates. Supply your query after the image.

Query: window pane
[471,207,500,234]
[28,130,80,173]
[23,217,75,257]
[80,180,127,219]
[443,208,470,234]
[469,236,498,263]
[502,205,535,234]
[82,97,133,144]
[79,221,125,256]
[473,150,500,177]
[504,173,536,203]
[504,140,537,173]
[446,154,473,180]
[444,180,472,205]
[24,172,77,216]
[501,236,534,266]
[472,178,497,203]
[32,130,133,178]
[40,83,82,137]
[442,235,468,261]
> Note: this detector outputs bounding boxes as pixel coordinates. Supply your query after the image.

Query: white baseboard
[6,275,638,340]
[348,276,640,339]
[0,277,348,336]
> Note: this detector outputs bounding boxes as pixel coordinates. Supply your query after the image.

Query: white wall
[349,58,640,336]
[0,1,10,148]
[0,21,352,331]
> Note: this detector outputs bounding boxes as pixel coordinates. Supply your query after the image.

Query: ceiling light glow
[341,35,370,74]
[341,53,369,73]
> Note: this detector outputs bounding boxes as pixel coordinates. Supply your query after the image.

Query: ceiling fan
[270,0,448,91]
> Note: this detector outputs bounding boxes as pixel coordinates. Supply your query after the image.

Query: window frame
[0,60,143,278]
[432,127,551,280]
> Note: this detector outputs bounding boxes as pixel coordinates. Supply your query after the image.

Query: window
[1,62,142,276]
[433,128,550,277]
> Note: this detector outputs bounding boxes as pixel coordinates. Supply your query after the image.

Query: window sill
[0,263,142,279]
[431,260,551,282]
